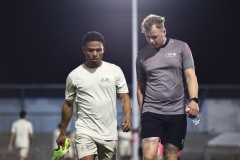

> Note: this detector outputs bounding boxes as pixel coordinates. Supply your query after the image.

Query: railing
[1,84,240,160]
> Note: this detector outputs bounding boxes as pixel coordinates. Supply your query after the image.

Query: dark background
[0,0,239,85]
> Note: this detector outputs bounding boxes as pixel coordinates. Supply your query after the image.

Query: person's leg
[141,112,165,160]
[95,138,118,160]
[18,147,29,160]
[162,114,187,160]
[19,156,25,160]
[75,134,97,160]
[79,155,96,160]
[163,143,178,160]
[142,137,159,160]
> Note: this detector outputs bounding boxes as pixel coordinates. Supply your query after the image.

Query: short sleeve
[136,56,147,82]
[182,43,195,70]
[11,123,16,133]
[65,75,76,101]
[29,122,33,134]
[115,66,129,93]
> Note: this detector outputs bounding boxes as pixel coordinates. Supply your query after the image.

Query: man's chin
[151,45,160,49]
[151,45,158,49]
[91,61,101,67]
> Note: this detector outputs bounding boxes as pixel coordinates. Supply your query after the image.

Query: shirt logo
[75,79,85,86]
[165,52,176,57]
[81,144,95,151]
[101,77,111,83]
[79,79,85,84]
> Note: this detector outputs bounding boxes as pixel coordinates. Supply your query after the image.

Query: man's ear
[163,29,166,35]
[103,46,105,53]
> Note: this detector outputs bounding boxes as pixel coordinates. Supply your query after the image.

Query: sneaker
[52,139,71,160]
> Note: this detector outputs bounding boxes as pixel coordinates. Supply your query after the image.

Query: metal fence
[0,84,240,160]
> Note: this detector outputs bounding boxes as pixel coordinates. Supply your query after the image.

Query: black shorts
[141,112,187,150]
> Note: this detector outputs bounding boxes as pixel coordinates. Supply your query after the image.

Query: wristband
[190,97,199,104]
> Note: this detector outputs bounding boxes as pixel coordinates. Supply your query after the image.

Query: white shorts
[75,134,117,160]
[17,147,29,158]
[118,142,132,157]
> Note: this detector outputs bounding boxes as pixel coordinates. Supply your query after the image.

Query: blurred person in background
[55,31,132,160]
[8,110,34,160]
[63,131,75,160]
[136,14,199,160]
[68,130,78,160]
[118,127,133,160]
[131,127,143,160]
[53,123,75,160]
[53,123,61,150]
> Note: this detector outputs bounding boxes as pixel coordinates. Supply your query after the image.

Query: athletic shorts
[17,147,29,158]
[75,133,118,159]
[141,112,187,150]
[118,142,132,157]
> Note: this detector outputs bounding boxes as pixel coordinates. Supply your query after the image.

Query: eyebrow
[87,48,103,52]
[146,35,159,39]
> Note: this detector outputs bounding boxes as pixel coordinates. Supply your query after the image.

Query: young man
[136,14,199,160]
[8,110,34,160]
[56,31,132,160]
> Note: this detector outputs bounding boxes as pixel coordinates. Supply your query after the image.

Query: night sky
[1,0,239,85]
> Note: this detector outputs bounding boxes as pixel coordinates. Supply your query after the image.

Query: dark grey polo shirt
[136,38,195,115]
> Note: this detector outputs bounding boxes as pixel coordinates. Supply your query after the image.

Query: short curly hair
[83,31,105,46]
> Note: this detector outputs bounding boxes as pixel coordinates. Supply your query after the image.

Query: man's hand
[185,101,199,118]
[122,115,132,132]
[7,144,12,153]
[56,134,66,149]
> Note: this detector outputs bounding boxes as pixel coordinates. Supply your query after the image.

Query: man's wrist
[190,97,199,104]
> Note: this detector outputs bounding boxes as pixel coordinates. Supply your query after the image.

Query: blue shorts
[141,112,187,150]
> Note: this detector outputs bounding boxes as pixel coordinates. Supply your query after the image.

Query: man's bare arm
[118,93,132,132]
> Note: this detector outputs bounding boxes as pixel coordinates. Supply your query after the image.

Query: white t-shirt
[65,61,129,140]
[11,119,33,148]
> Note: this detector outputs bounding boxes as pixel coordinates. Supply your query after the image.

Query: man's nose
[92,50,98,56]
[149,38,155,43]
